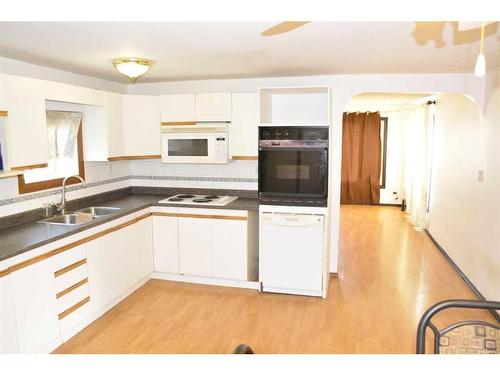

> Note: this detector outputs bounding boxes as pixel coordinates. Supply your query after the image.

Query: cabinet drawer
[59,298,91,335]
[52,245,86,271]
[54,262,88,292]
[56,282,89,315]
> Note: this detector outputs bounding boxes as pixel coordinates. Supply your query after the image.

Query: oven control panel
[259,126,328,141]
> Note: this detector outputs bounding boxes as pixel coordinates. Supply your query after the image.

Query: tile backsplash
[0,159,258,218]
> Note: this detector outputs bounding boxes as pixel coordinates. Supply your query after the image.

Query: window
[17,110,85,194]
[380,116,388,189]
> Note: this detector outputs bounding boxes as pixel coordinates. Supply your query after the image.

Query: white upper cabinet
[230,93,259,159]
[105,92,124,159]
[0,275,18,353]
[3,75,48,169]
[122,95,161,156]
[160,94,195,123]
[10,257,60,353]
[0,74,7,110]
[195,93,231,122]
[259,87,330,126]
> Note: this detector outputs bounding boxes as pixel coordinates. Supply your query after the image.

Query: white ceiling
[0,22,498,83]
[349,93,433,105]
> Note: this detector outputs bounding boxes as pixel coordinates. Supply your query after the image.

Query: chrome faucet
[57,175,87,214]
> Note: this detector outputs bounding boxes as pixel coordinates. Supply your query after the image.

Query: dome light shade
[112,57,152,83]
[474,53,486,77]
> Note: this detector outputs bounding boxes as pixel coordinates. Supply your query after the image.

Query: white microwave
[161,123,229,164]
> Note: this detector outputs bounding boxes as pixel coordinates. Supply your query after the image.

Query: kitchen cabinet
[230,93,258,159]
[86,229,122,314]
[122,95,161,157]
[137,216,154,279]
[212,218,248,280]
[2,75,48,169]
[160,94,195,123]
[153,215,179,274]
[105,92,125,159]
[178,217,212,277]
[0,74,7,110]
[10,257,60,353]
[0,274,18,353]
[195,93,231,122]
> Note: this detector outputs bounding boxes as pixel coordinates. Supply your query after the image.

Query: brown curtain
[341,111,382,205]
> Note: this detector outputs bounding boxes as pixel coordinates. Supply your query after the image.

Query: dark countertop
[0,192,259,263]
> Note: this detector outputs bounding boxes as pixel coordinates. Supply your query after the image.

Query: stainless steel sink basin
[76,206,120,217]
[38,212,95,226]
[38,206,120,226]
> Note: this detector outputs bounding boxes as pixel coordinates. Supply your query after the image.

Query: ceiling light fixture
[112,57,152,83]
[474,23,486,78]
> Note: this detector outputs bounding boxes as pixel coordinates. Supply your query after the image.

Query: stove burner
[204,195,220,199]
[193,198,213,203]
[177,194,196,199]
[168,197,184,202]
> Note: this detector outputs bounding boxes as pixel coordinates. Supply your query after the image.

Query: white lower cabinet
[178,217,213,277]
[10,257,60,353]
[137,216,154,279]
[152,208,258,282]
[212,219,247,280]
[152,215,179,273]
[0,275,19,353]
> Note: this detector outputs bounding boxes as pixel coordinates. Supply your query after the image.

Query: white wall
[129,73,485,273]
[427,92,498,301]
[0,57,127,94]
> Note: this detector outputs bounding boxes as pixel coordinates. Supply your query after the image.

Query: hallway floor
[54,205,493,354]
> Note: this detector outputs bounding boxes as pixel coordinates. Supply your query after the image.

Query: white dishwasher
[259,206,326,297]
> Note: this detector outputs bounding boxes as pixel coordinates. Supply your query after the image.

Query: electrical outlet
[478,170,484,182]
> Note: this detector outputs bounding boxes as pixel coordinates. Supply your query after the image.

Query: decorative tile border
[0,175,258,207]
[130,175,258,183]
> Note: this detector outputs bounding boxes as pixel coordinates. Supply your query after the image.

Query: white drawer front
[52,245,86,271]
[54,263,88,292]
[56,282,89,315]
[59,300,91,336]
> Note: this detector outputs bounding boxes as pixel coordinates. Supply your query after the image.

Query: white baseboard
[58,275,152,344]
[152,272,260,290]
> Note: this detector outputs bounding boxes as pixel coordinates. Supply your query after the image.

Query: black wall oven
[258,126,329,207]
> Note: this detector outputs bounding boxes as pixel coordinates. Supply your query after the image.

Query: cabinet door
[86,231,121,314]
[160,94,195,123]
[212,219,248,280]
[122,95,161,156]
[0,274,18,353]
[3,75,48,169]
[195,93,231,122]
[230,93,258,158]
[105,92,124,158]
[153,215,179,274]
[178,217,212,277]
[137,216,154,279]
[11,258,60,353]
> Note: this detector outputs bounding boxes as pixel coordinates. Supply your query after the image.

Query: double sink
[38,207,121,226]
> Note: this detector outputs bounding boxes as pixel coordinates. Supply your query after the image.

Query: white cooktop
[158,194,238,206]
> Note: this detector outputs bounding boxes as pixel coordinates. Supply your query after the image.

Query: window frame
[380,116,388,189]
[17,117,85,194]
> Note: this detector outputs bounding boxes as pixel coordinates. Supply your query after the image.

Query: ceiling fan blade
[261,21,310,36]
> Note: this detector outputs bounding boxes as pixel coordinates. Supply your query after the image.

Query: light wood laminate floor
[54,205,493,354]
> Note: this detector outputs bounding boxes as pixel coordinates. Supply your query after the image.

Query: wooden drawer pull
[56,278,89,299]
[54,259,87,278]
[152,212,247,221]
[58,296,90,320]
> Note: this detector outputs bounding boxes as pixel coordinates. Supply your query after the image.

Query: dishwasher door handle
[262,213,323,227]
